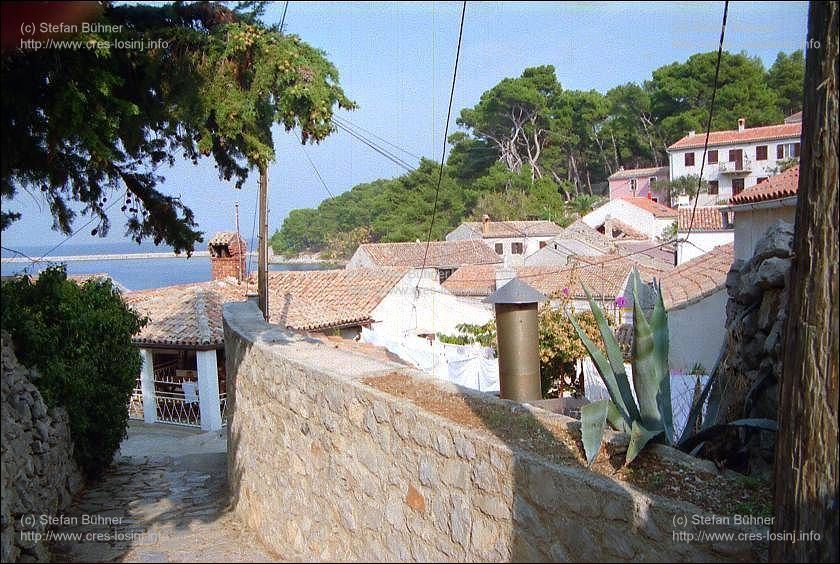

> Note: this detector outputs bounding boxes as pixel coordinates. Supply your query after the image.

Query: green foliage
[767,50,805,117]
[654,175,709,207]
[437,322,497,349]
[272,49,799,257]
[2,2,353,254]
[1,267,147,478]
[649,51,784,143]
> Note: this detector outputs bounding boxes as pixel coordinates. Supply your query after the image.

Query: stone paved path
[49,423,280,562]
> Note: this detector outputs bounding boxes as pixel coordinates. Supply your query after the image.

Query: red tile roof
[442,255,666,301]
[125,279,248,348]
[729,165,800,205]
[355,240,501,268]
[677,207,732,231]
[125,269,408,346]
[459,220,563,238]
[668,123,801,150]
[621,197,678,218]
[608,166,669,180]
[660,243,734,309]
[266,269,406,331]
[608,218,652,240]
[207,231,244,246]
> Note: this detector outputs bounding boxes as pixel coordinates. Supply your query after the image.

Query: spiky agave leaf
[626,420,662,465]
[606,400,629,433]
[580,400,611,467]
[582,286,641,423]
[648,275,674,444]
[569,312,632,426]
[630,273,666,436]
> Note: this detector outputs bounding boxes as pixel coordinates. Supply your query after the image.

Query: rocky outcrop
[1,333,83,563]
[716,221,793,477]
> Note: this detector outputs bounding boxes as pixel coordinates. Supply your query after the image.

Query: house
[724,165,799,261]
[125,233,494,430]
[524,220,615,266]
[443,254,668,324]
[660,243,734,374]
[667,118,802,205]
[346,239,500,282]
[675,206,735,264]
[783,110,802,123]
[445,216,563,266]
[608,166,670,201]
[580,197,678,240]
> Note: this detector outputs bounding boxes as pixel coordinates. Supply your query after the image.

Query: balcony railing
[718,156,752,174]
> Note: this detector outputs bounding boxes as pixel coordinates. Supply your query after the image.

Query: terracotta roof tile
[677,207,733,231]
[356,240,501,268]
[660,243,734,309]
[207,231,244,247]
[125,269,407,346]
[729,165,799,205]
[668,123,801,150]
[442,255,665,300]
[459,220,563,238]
[621,197,678,218]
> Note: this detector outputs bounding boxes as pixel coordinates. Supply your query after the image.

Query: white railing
[719,156,752,174]
[154,390,201,427]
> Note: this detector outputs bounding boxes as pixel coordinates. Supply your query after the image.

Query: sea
[1,242,334,291]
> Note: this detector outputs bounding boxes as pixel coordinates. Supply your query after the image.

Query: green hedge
[1,266,147,478]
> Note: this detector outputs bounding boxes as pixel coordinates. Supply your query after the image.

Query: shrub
[1,266,147,478]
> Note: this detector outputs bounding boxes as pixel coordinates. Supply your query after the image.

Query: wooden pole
[257,164,269,321]
[771,2,838,561]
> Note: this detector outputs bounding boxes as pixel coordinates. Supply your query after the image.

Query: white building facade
[580,198,677,240]
[667,119,802,206]
[445,217,562,267]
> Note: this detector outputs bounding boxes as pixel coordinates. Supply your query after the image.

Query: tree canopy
[1,1,353,254]
[272,48,801,258]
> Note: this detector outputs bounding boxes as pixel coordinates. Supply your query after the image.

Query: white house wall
[733,208,796,261]
[581,199,662,239]
[676,231,735,264]
[668,288,727,374]
[346,248,376,269]
[370,270,493,337]
[668,137,800,205]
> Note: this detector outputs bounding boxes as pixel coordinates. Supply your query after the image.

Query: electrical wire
[419,0,467,281]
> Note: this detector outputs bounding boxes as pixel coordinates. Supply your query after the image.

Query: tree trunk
[771,3,839,562]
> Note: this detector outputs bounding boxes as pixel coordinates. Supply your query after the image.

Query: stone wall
[1,333,83,563]
[717,220,793,476]
[224,300,765,562]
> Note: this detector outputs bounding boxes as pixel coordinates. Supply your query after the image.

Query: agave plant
[570,270,778,467]
[569,269,674,466]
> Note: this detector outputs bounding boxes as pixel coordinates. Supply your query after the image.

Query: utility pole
[257,164,269,321]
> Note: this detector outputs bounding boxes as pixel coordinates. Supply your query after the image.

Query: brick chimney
[738,117,746,132]
[482,214,491,236]
[208,232,247,282]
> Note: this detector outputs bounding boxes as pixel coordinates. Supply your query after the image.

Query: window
[732,178,745,196]
[511,242,524,255]
[777,142,801,159]
[708,150,718,164]
[756,177,768,184]
[756,145,768,160]
[494,243,504,255]
[728,149,740,162]
[708,180,719,195]
[630,178,637,193]
[539,241,547,249]
[684,152,695,166]
[438,269,454,284]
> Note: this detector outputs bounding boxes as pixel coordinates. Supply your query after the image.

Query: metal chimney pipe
[484,278,546,402]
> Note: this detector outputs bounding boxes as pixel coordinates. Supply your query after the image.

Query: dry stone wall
[719,220,793,476]
[1,333,83,563]
[224,300,766,562]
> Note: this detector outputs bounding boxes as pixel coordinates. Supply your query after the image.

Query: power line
[30,190,127,265]
[280,1,290,33]
[298,137,336,199]
[419,0,467,279]
[684,0,729,242]
[333,115,422,161]
[334,120,416,172]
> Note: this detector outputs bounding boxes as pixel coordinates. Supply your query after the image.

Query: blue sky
[2,1,809,251]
